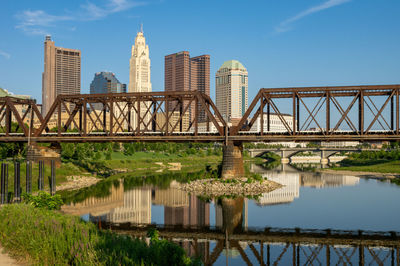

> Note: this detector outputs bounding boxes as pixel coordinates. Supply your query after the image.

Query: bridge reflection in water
[100,197,400,266]
[62,172,399,265]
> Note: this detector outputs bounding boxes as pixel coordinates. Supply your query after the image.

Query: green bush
[22,191,64,210]
[0,204,199,265]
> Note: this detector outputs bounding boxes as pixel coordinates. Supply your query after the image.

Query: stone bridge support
[320,149,339,165]
[280,149,301,164]
[26,142,61,166]
[221,142,244,179]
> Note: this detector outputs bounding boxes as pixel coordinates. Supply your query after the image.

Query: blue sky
[0,0,399,104]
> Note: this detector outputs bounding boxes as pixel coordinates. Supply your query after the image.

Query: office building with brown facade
[164,52,210,122]
[42,35,81,115]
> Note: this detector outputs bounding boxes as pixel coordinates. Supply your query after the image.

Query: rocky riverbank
[57,175,100,191]
[179,178,282,197]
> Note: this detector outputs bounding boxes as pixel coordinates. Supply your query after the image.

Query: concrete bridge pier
[280,150,290,164]
[280,150,297,164]
[320,149,338,166]
[221,142,244,179]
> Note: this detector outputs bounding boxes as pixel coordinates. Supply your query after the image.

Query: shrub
[22,191,63,210]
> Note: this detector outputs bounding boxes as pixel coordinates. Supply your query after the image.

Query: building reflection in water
[250,164,359,206]
[61,183,125,216]
[62,174,399,265]
[152,181,210,259]
[88,186,152,224]
[257,171,300,206]
[154,181,210,228]
[103,187,152,224]
[301,174,359,188]
[96,191,400,266]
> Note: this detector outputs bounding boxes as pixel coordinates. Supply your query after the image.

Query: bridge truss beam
[2,85,400,143]
[231,84,400,142]
[0,91,227,142]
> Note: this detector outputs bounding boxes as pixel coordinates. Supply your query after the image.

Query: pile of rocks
[179,178,282,198]
[57,175,100,191]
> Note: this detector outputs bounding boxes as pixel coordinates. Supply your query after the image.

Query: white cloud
[15,10,72,35]
[0,50,11,59]
[275,0,351,33]
[109,0,141,12]
[81,0,146,20]
[15,0,145,35]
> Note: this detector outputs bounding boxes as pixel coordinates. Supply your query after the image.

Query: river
[62,164,400,265]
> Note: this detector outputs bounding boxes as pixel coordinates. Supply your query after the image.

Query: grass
[331,160,400,173]
[328,149,400,174]
[105,151,222,172]
[0,204,199,265]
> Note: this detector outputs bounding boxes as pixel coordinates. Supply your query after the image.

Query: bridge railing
[33,91,227,138]
[231,85,400,140]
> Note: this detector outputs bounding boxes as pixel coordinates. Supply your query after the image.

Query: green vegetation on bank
[331,149,400,173]
[332,160,400,173]
[0,204,200,265]
[60,142,223,177]
[0,142,223,197]
[22,191,64,210]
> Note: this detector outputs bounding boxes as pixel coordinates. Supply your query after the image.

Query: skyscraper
[164,52,210,122]
[129,27,152,130]
[90,72,126,111]
[215,60,248,122]
[190,55,210,122]
[90,72,126,94]
[42,35,81,116]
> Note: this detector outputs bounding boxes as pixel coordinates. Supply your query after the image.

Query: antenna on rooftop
[140,23,143,33]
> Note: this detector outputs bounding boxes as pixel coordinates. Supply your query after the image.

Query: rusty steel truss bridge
[1,84,400,143]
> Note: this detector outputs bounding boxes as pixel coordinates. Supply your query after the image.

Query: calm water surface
[63,164,400,265]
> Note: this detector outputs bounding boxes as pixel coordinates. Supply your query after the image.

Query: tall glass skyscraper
[90,72,126,94]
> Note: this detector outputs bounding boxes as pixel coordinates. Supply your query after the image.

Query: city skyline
[1,0,399,106]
